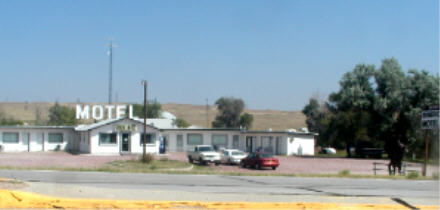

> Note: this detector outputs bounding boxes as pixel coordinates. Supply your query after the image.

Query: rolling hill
[0,102,306,131]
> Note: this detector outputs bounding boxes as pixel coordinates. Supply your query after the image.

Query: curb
[0,190,438,209]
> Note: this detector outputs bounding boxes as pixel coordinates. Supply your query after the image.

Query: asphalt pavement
[0,169,438,208]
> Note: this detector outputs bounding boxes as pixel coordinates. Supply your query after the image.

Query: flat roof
[0,125,75,129]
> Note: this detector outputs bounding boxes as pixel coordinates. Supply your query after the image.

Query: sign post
[421,108,439,176]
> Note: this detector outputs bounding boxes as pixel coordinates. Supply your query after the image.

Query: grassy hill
[0,102,306,131]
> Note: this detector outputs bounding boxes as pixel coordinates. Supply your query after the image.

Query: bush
[406,171,420,179]
[139,153,154,164]
[338,169,350,176]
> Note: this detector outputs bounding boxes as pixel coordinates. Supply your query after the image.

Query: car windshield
[259,153,273,158]
[199,147,214,152]
[231,151,245,156]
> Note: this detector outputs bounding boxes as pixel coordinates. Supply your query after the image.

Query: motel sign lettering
[76,104,134,120]
[115,124,137,132]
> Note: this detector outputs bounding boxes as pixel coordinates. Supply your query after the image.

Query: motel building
[0,111,317,156]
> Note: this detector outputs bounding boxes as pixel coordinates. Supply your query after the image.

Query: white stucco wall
[0,128,74,152]
[162,130,242,152]
[88,119,159,154]
[287,135,315,156]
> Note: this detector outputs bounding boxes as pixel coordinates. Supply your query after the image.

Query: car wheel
[215,161,220,166]
[188,157,193,163]
[199,158,205,165]
[240,162,246,168]
[255,164,260,170]
[272,166,276,170]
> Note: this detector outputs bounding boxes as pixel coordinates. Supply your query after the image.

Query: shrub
[149,164,157,170]
[338,169,350,176]
[406,171,420,179]
[139,153,154,164]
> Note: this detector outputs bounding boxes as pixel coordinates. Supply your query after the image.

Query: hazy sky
[0,0,438,110]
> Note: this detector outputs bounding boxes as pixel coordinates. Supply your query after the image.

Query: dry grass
[0,102,306,131]
[162,103,306,130]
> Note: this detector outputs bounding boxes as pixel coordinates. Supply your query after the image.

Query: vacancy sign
[422,109,439,130]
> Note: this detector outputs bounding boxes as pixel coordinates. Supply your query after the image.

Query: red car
[240,153,279,170]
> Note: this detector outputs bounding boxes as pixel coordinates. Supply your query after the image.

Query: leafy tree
[173,118,191,128]
[132,101,162,118]
[0,117,23,125]
[48,102,77,125]
[303,58,439,164]
[212,97,253,129]
[327,64,376,155]
[302,98,321,133]
[239,113,254,129]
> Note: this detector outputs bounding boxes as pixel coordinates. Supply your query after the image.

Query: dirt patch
[163,152,439,176]
[0,152,137,168]
[0,179,27,190]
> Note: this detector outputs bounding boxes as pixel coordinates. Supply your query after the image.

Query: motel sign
[76,104,134,120]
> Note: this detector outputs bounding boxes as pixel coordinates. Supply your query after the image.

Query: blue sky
[0,0,438,110]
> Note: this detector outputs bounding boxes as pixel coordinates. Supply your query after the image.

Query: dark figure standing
[386,140,406,175]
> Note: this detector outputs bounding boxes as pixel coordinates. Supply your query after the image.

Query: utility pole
[206,99,209,128]
[141,80,148,162]
[108,38,116,104]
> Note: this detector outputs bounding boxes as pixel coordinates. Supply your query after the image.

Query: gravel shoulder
[0,151,438,176]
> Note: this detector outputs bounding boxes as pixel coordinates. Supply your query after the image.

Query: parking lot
[0,151,437,176]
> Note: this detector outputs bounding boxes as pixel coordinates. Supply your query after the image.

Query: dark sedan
[240,153,279,170]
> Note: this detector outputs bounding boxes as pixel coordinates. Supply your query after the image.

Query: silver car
[220,149,247,165]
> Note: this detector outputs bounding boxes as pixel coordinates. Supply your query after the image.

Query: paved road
[0,170,438,207]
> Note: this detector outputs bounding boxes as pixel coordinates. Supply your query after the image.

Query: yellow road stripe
[0,190,437,209]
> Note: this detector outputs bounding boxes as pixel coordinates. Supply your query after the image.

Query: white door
[22,132,30,152]
[30,132,44,151]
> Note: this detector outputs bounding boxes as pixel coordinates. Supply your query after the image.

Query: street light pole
[141,80,148,162]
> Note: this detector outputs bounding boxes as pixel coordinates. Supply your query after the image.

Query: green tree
[239,112,254,129]
[132,101,162,118]
[0,117,23,126]
[302,98,321,133]
[303,58,439,163]
[48,102,77,125]
[173,118,191,128]
[327,64,376,155]
[212,97,253,129]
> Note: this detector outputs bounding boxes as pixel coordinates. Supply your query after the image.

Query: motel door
[121,133,131,153]
[31,132,44,152]
[245,136,254,153]
[275,137,280,155]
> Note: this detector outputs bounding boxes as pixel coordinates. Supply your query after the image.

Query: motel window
[232,135,239,149]
[177,134,183,148]
[2,132,19,144]
[211,134,228,150]
[187,134,203,145]
[48,133,63,144]
[140,133,155,145]
[99,133,117,145]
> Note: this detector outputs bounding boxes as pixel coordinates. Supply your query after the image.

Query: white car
[322,147,337,154]
[220,149,247,165]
